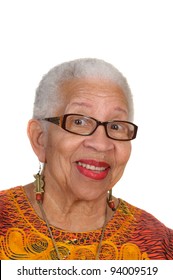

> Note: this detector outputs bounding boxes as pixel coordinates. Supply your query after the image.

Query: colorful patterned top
[0,186,173,260]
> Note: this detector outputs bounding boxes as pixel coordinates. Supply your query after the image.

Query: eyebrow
[70,101,128,114]
[70,101,92,108]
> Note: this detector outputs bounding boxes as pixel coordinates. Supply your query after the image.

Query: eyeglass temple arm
[44,117,60,125]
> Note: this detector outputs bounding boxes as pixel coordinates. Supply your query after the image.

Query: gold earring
[33,163,45,202]
[107,189,116,211]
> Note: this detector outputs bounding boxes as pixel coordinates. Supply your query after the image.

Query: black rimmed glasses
[43,114,138,141]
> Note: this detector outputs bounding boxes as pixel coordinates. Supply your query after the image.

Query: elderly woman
[0,58,173,260]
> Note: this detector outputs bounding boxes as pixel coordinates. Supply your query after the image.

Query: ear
[27,119,47,163]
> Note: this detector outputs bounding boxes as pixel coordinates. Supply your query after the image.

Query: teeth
[77,162,107,171]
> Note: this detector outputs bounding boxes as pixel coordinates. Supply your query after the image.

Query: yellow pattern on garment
[2,186,172,260]
[0,228,149,260]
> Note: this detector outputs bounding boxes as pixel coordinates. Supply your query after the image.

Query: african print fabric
[0,186,173,260]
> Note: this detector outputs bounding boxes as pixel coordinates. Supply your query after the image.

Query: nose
[83,125,115,152]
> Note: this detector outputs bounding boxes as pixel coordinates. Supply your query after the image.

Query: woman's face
[43,78,132,201]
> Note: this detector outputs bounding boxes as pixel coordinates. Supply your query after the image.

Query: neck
[25,182,117,232]
[45,193,108,232]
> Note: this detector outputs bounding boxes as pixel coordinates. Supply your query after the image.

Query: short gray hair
[33,58,134,120]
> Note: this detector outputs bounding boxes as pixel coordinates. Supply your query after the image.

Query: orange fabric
[0,186,173,260]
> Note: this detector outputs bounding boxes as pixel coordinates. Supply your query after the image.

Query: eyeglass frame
[42,113,138,141]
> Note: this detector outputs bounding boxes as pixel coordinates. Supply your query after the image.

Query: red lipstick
[76,159,110,180]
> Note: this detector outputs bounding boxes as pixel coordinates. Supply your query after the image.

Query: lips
[76,159,110,180]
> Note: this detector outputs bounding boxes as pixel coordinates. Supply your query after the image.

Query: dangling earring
[33,163,45,202]
[107,189,116,211]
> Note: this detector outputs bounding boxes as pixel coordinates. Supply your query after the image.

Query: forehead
[59,78,129,115]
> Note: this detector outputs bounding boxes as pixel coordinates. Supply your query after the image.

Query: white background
[0,0,173,229]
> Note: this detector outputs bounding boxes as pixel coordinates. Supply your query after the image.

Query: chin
[71,183,108,202]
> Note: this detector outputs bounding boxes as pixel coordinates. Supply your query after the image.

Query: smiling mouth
[75,160,110,180]
[77,161,107,171]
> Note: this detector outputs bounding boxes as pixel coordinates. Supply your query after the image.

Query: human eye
[73,116,88,126]
[110,123,119,130]
[108,121,129,138]
[66,115,90,131]
[110,122,124,131]
[65,115,94,135]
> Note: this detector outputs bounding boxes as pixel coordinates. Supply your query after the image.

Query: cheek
[45,131,83,166]
[114,142,131,169]
[120,142,131,161]
[123,144,131,163]
[110,143,131,185]
[44,137,75,185]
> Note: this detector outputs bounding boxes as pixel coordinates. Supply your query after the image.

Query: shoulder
[122,199,172,232]
[120,199,173,259]
[0,186,22,200]
[0,186,25,233]
[0,186,23,210]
